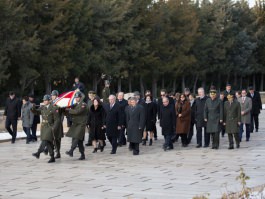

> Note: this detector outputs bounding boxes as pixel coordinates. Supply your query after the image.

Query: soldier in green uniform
[51,90,64,159]
[102,80,110,103]
[32,95,56,163]
[65,91,88,160]
[223,93,241,149]
[204,87,224,149]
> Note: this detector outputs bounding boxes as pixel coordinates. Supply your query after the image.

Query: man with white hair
[105,95,122,154]
[195,87,209,148]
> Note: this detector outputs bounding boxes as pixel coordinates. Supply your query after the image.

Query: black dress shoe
[32,152,40,159]
[236,144,240,148]
[92,148,97,153]
[55,153,61,159]
[196,144,202,148]
[110,151,116,154]
[256,129,258,132]
[48,157,55,163]
[203,145,209,148]
[78,154,85,160]
[182,144,188,147]
[65,150,73,157]
[133,152,139,155]
[100,146,104,152]
[228,146,234,150]
[246,139,249,142]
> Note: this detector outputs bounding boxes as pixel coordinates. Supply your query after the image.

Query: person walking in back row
[238,89,252,142]
[3,91,21,144]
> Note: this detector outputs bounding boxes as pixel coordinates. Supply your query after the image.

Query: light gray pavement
[0,111,265,199]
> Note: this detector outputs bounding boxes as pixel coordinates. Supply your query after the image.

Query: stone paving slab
[0,111,265,199]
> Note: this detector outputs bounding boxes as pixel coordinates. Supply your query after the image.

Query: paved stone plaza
[0,111,265,199]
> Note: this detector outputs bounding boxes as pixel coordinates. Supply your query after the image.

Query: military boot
[78,153,85,160]
[48,156,55,163]
[32,152,40,159]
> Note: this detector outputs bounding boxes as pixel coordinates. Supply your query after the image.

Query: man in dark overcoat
[105,95,122,154]
[125,97,145,155]
[247,86,262,133]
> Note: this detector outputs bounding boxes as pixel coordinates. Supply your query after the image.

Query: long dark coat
[52,105,64,139]
[159,104,176,136]
[66,102,88,140]
[105,103,122,137]
[195,96,208,128]
[125,104,145,143]
[224,100,241,134]
[117,99,128,126]
[175,100,191,134]
[247,91,262,115]
[31,105,56,142]
[143,102,157,131]
[87,105,106,140]
[204,98,224,133]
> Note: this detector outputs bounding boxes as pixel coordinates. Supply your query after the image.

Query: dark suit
[4,97,21,142]
[117,99,128,145]
[105,103,122,153]
[247,91,262,132]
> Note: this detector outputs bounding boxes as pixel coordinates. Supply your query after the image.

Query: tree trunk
[253,74,256,90]
[45,77,51,94]
[92,75,98,92]
[182,76,186,92]
[172,78,176,93]
[240,75,243,90]
[128,76,132,93]
[117,77,121,92]
[140,76,144,97]
[193,74,198,94]
[152,75,157,99]
[261,73,264,91]
[161,74,165,89]
[233,72,237,88]
[217,73,221,92]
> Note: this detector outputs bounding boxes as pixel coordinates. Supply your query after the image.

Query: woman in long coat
[142,95,157,146]
[21,96,34,144]
[87,97,106,153]
[175,94,191,147]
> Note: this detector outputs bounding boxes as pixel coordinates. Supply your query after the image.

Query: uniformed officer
[32,95,56,163]
[223,93,241,149]
[102,80,110,103]
[65,91,88,160]
[51,90,64,159]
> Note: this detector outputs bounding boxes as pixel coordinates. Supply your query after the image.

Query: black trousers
[179,134,188,145]
[55,138,61,154]
[130,142,139,154]
[196,126,210,146]
[118,128,127,145]
[108,136,117,153]
[250,114,259,132]
[31,123,38,141]
[228,133,240,147]
[38,140,54,157]
[188,122,195,143]
[154,126,157,139]
[5,118,17,141]
[71,138,84,154]
[210,132,220,148]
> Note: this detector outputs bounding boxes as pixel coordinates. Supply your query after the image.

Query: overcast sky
[248,0,256,7]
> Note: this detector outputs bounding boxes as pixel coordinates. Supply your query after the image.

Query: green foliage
[0,0,265,98]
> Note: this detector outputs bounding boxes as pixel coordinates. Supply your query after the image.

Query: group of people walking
[2,79,263,163]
